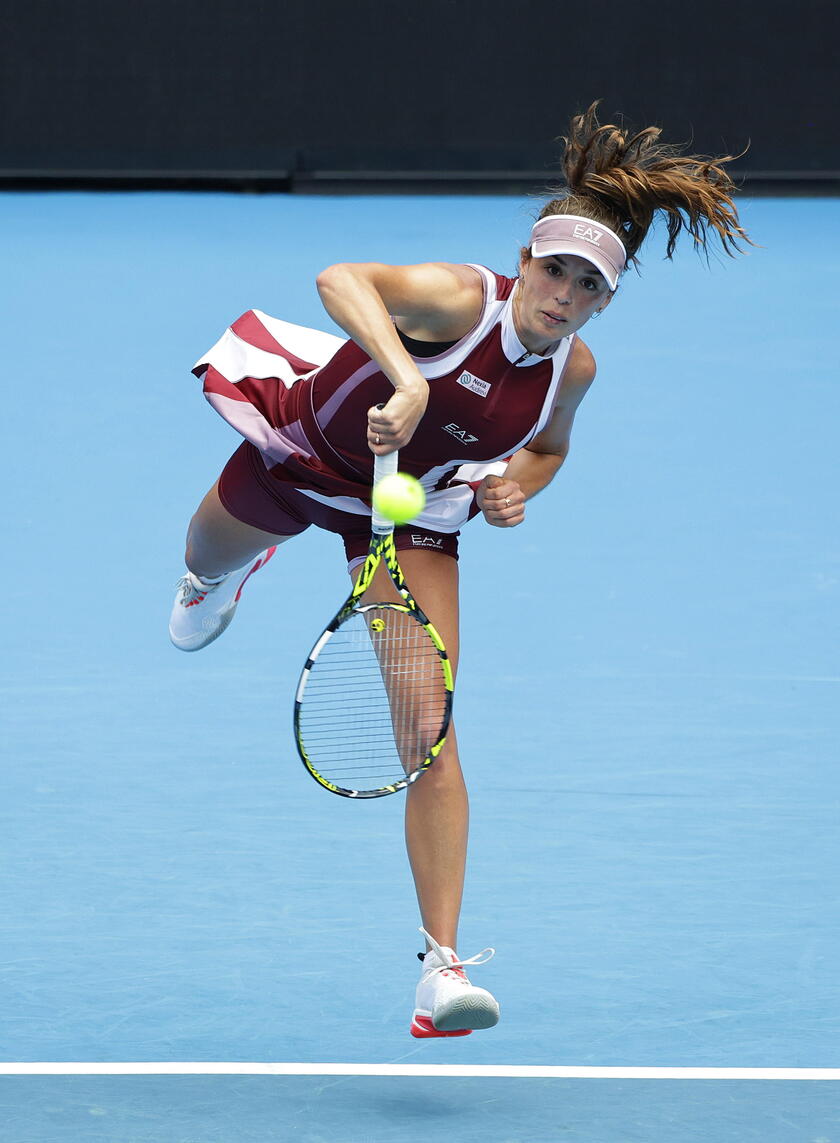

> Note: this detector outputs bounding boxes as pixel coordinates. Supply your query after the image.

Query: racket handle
[372,450,399,534]
[373,451,399,482]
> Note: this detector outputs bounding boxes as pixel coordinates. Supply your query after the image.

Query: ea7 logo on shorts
[443,423,479,444]
[410,534,443,548]
[573,223,603,246]
[456,371,491,398]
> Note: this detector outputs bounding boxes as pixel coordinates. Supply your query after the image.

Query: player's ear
[595,288,616,316]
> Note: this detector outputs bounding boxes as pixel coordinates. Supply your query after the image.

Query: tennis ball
[372,472,426,525]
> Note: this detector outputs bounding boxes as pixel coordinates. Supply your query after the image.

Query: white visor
[530,213,626,291]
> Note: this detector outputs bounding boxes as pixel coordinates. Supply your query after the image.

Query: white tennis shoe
[410,927,500,1038]
[169,548,276,652]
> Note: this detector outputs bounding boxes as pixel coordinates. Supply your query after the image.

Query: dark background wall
[0,0,835,187]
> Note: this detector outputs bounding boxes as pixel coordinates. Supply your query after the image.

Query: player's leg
[355,548,465,940]
[185,481,293,578]
[354,547,498,1035]
[396,553,466,955]
[170,481,296,652]
[170,444,311,652]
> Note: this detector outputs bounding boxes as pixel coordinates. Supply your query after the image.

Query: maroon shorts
[217,442,460,569]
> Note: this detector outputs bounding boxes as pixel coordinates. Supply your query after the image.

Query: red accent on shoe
[410,1013,472,1039]
[234,546,277,603]
[441,964,467,981]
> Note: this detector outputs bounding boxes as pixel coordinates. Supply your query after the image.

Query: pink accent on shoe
[410,1013,472,1039]
[234,545,277,602]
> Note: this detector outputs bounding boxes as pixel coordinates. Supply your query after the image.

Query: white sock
[195,571,228,586]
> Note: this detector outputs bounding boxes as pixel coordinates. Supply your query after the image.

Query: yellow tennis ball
[372,472,426,525]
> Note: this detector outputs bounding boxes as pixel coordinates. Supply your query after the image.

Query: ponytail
[541,102,752,268]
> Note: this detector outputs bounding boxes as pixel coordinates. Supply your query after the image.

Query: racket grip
[372,450,399,534]
[373,451,399,483]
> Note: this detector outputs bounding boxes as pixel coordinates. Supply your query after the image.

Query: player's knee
[415,736,462,788]
[397,709,450,760]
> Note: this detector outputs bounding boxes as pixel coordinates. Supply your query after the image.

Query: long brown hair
[539,102,752,270]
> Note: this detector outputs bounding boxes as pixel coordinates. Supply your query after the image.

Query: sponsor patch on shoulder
[456,370,491,397]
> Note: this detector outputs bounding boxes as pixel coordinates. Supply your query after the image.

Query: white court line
[1,1064,838,1080]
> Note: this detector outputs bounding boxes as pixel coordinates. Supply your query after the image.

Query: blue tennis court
[1,190,838,1139]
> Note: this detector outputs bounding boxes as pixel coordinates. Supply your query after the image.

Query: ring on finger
[504,497,511,507]
[376,434,381,445]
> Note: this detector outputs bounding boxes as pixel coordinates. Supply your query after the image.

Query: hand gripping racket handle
[372,450,399,536]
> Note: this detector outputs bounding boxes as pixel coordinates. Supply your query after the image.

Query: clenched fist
[476,474,525,527]
[367,384,429,455]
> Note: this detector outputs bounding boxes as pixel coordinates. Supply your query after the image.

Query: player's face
[514,253,612,353]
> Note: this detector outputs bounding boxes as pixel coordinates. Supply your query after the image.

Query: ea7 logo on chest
[573,222,603,246]
[443,423,479,444]
[456,370,491,398]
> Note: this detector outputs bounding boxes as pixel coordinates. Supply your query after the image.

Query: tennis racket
[294,451,454,798]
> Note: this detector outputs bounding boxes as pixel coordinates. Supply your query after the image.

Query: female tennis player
[170,104,751,1038]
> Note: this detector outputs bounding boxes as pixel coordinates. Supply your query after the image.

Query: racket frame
[294,453,454,798]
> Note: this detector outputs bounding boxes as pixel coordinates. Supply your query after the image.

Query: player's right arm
[315,262,484,454]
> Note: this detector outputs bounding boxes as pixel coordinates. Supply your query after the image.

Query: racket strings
[297,606,449,792]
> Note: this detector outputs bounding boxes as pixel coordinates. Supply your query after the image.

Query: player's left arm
[477,339,596,527]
